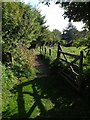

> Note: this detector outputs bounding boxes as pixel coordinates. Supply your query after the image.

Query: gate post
[49,48,51,56]
[79,50,83,92]
[45,47,46,54]
[57,43,62,59]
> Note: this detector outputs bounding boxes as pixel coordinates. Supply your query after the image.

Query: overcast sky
[23,0,84,32]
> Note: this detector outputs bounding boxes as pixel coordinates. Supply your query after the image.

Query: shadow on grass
[2,55,90,119]
[2,74,90,119]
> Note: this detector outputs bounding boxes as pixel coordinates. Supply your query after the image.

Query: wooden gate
[40,44,84,92]
[57,44,84,92]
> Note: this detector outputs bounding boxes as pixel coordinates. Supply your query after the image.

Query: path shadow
[2,75,90,119]
[2,55,90,119]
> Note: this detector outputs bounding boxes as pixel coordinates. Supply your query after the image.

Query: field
[40,46,87,64]
[40,46,85,57]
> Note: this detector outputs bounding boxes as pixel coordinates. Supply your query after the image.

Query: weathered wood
[60,73,79,92]
[59,57,80,73]
[57,48,60,59]
[60,57,79,65]
[61,52,68,62]
[41,45,84,92]
[60,51,80,58]
[45,47,46,54]
[63,72,79,85]
[79,51,83,91]
[49,49,51,56]
[79,51,83,73]
[59,54,80,73]
[57,43,62,59]
[57,50,84,92]
[69,65,79,76]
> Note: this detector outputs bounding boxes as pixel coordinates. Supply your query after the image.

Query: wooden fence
[40,45,84,92]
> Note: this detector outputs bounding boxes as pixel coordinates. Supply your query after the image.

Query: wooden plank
[60,57,79,64]
[69,65,79,76]
[49,49,51,56]
[73,63,79,68]
[45,47,46,54]
[79,51,83,73]
[59,58,69,63]
[78,51,83,91]
[62,72,79,86]
[59,57,80,73]
[60,73,79,92]
[60,51,80,58]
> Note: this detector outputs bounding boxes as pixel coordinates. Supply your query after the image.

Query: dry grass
[19,45,36,68]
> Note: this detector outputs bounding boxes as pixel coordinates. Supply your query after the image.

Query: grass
[2,46,56,119]
[2,46,38,119]
[2,74,89,119]
[39,46,90,69]
[2,46,90,119]
[41,46,85,58]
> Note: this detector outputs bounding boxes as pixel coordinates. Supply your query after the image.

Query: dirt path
[35,55,50,78]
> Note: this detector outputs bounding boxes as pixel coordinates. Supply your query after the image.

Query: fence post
[79,50,83,92]
[45,47,46,54]
[42,46,43,52]
[49,48,51,56]
[57,43,61,59]
[40,46,41,54]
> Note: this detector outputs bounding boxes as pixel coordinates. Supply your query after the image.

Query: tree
[2,2,48,53]
[42,29,61,46]
[61,1,90,30]
[73,30,90,48]
[52,29,61,43]
[61,22,78,43]
[40,0,90,30]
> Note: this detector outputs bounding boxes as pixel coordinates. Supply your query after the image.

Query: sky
[23,0,85,32]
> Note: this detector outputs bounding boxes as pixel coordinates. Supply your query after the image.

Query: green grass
[62,46,85,55]
[2,46,90,119]
[39,46,86,65]
[2,61,90,119]
[2,67,55,119]
[40,46,85,58]
[2,47,39,119]
[2,64,38,119]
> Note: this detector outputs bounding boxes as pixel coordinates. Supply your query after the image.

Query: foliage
[61,1,90,30]
[11,45,37,78]
[2,63,18,113]
[40,0,90,54]
[40,0,90,30]
[2,2,47,53]
[44,29,61,46]
[61,22,78,43]
[2,63,37,118]
[73,32,90,49]
[2,48,37,118]
[52,29,61,43]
